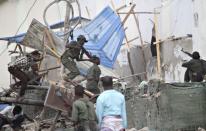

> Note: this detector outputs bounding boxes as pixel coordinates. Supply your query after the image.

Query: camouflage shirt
[86,64,101,91]
[71,98,97,123]
[61,41,83,63]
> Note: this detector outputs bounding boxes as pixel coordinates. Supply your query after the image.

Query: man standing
[86,56,101,94]
[96,76,127,131]
[182,51,205,82]
[61,35,91,80]
[71,85,98,131]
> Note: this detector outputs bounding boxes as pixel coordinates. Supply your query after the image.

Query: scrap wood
[63,78,96,98]
[38,65,61,72]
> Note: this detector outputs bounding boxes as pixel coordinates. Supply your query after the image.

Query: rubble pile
[126,80,206,131]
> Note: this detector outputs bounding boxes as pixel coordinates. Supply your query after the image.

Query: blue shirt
[96,89,127,128]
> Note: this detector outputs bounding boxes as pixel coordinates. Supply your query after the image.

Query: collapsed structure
[0,0,206,130]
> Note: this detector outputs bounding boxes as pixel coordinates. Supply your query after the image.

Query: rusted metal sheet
[44,84,73,113]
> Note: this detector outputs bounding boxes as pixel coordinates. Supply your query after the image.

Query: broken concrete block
[138,127,149,131]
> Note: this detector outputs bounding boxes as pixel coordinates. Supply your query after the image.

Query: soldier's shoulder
[69,41,77,44]
[95,65,101,71]
[72,100,82,108]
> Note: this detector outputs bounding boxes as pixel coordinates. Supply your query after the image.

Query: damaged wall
[160,37,193,82]
[115,44,152,81]
[158,0,193,39]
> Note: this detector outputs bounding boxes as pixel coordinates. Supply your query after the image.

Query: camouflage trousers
[74,121,90,131]
[62,58,80,80]
[74,121,98,131]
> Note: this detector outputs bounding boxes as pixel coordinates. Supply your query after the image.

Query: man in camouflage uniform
[72,85,98,131]
[86,56,101,94]
[182,51,206,82]
[61,35,91,80]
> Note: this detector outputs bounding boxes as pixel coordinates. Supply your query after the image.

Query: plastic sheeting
[0,6,124,68]
[72,6,125,68]
[0,16,90,44]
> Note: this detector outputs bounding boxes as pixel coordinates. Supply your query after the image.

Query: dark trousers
[8,66,29,97]
[0,116,9,129]
[184,69,190,82]
[184,69,204,82]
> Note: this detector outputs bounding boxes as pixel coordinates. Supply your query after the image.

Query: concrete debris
[198,127,206,131]
[127,127,149,131]
[126,81,206,130]
[126,128,138,131]
[138,127,149,131]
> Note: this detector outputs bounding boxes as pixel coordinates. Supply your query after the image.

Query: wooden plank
[154,9,161,77]
[118,11,160,14]
[111,2,135,78]
[132,9,147,80]
[125,35,135,76]
[113,3,136,78]
[85,6,91,19]
[116,5,127,12]
[122,5,136,25]
[44,29,58,53]
[128,36,139,43]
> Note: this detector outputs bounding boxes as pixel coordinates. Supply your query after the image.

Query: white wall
[158,0,193,39]
[156,0,206,82]
[192,0,206,60]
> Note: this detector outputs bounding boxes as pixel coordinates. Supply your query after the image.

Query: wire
[14,0,38,36]
[1,0,38,56]
[43,0,74,28]
[57,3,62,22]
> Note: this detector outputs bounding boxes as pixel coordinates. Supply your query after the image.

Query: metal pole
[122,5,136,25]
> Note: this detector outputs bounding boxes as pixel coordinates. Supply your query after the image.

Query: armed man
[181,49,206,82]
[61,35,92,81]
[86,56,101,94]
